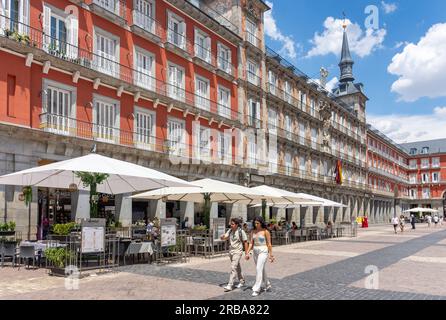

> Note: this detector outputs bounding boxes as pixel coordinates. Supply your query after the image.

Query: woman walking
[245,216,275,297]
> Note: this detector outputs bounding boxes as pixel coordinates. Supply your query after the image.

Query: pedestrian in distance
[391,216,399,234]
[399,215,405,232]
[410,214,416,230]
[433,215,439,227]
[427,215,432,228]
[245,216,274,297]
[220,218,249,292]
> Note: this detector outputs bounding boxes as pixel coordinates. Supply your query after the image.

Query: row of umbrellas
[0,153,346,208]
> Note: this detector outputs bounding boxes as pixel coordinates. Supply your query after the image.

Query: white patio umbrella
[403,208,439,213]
[250,185,324,206]
[0,153,193,194]
[131,178,291,204]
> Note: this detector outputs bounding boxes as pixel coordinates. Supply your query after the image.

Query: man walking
[410,214,416,230]
[391,216,399,234]
[221,218,249,291]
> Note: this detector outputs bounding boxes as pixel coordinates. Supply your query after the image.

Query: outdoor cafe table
[123,241,154,264]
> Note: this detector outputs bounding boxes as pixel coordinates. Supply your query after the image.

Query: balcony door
[94,31,118,77]
[45,86,71,135]
[94,98,119,144]
[134,0,154,33]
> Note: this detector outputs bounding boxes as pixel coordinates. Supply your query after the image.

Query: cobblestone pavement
[1,224,445,300]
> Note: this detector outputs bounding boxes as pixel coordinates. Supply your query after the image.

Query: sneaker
[223,285,233,292]
[235,282,245,289]
[252,291,260,297]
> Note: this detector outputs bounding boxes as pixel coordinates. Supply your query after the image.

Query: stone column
[276,208,286,221]
[115,193,132,227]
[210,202,218,220]
[179,201,195,227]
[154,200,166,219]
[72,190,90,222]
[291,207,300,225]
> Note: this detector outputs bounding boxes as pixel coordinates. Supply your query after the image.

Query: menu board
[160,218,177,247]
[81,227,105,253]
[211,218,227,241]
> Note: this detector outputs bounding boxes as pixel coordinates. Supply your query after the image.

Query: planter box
[49,267,67,277]
[0,231,15,236]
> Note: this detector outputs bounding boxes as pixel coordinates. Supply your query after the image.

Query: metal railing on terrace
[368,145,410,169]
[185,0,239,34]
[91,0,126,20]
[245,31,261,48]
[331,120,361,141]
[194,41,214,65]
[368,167,409,184]
[265,84,319,119]
[246,70,261,86]
[166,27,194,54]
[132,9,164,39]
[0,18,242,124]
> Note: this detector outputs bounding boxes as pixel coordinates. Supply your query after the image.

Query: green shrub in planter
[52,222,77,235]
[44,247,74,268]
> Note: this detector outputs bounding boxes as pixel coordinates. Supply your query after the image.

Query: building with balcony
[400,139,446,213]
[1,0,445,238]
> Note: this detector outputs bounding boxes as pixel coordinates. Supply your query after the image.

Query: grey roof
[340,30,353,64]
[367,124,409,155]
[400,139,446,155]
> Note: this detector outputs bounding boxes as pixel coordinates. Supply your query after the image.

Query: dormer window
[409,148,417,155]
[421,147,429,154]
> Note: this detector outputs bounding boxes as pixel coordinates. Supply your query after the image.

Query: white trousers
[252,247,270,292]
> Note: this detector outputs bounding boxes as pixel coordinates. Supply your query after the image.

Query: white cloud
[264,1,297,59]
[307,17,386,58]
[309,77,338,92]
[381,1,398,14]
[388,23,446,102]
[394,41,409,49]
[368,108,446,143]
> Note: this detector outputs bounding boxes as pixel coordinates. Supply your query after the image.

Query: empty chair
[19,245,37,269]
[1,242,17,267]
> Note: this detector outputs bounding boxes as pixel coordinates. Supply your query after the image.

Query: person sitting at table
[291,222,298,231]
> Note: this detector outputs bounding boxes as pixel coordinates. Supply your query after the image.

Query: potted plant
[0,221,16,236]
[50,222,77,242]
[44,247,75,276]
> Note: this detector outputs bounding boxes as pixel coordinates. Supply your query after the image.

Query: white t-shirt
[391,217,399,225]
[433,216,439,223]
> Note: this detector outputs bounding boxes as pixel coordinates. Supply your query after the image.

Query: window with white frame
[409,173,417,184]
[134,106,155,150]
[311,127,317,148]
[247,136,257,165]
[421,172,429,183]
[268,108,277,134]
[432,157,440,168]
[133,0,155,34]
[409,189,417,199]
[218,86,231,118]
[167,118,186,155]
[421,158,429,169]
[217,43,231,74]
[0,0,29,35]
[285,115,292,139]
[310,98,316,117]
[199,126,211,160]
[93,95,120,144]
[311,159,319,177]
[167,11,185,49]
[195,76,210,111]
[409,159,417,169]
[300,92,306,109]
[285,152,292,175]
[268,71,277,94]
[247,60,259,85]
[218,131,231,164]
[432,172,439,183]
[95,0,120,13]
[167,62,185,101]
[284,81,292,104]
[248,98,260,128]
[94,28,119,78]
[422,188,430,199]
[42,80,76,135]
[298,156,305,178]
[247,60,260,86]
[245,18,257,46]
[134,47,154,90]
[299,121,305,145]
[194,28,211,63]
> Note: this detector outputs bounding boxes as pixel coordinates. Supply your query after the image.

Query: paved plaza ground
[1,223,446,300]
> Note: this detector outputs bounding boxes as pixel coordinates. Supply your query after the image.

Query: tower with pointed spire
[333,19,368,124]
[339,22,354,83]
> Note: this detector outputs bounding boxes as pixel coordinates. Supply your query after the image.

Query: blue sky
[264,0,446,143]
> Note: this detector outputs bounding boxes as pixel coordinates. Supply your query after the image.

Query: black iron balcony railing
[245,31,261,48]
[166,27,193,54]
[0,17,244,124]
[194,41,214,65]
